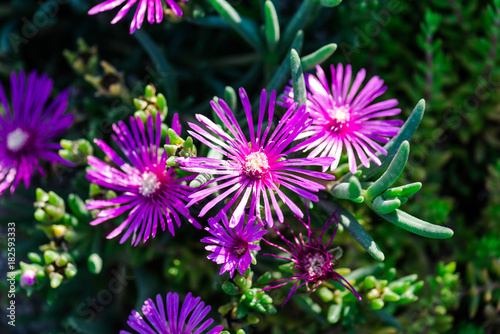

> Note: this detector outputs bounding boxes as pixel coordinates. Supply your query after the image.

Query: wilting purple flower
[88,0,189,34]
[120,291,224,334]
[201,214,267,278]
[0,71,73,196]
[262,209,361,305]
[177,88,336,227]
[86,114,200,246]
[280,64,403,174]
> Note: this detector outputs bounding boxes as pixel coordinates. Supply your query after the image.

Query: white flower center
[330,105,351,124]
[243,151,269,179]
[304,252,327,277]
[139,171,160,197]
[7,128,29,152]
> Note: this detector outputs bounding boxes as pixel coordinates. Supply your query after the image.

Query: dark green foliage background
[0,0,499,333]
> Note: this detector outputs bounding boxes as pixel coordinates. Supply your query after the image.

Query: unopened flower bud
[20,269,36,288]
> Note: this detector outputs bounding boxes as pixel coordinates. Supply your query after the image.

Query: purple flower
[86,114,200,246]
[88,0,189,34]
[177,88,336,227]
[20,270,37,288]
[262,210,361,305]
[120,291,224,334]
[0,71,73,196]
[201,214,267,278]
[280,64,403,174]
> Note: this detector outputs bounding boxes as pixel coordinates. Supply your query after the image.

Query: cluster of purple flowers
[2,55,402,331]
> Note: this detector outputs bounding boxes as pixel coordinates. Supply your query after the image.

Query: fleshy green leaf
[372,196,401,214]
[264,0,280,51]
[331,175,362,202]
[365,141,410,201]
[224,86,237,112]
[290,49,306,106]
[301,43,337,70]
[383,182,422,199]
[317,0,342,7]
[327,302,342,324]
[378,209,454,239]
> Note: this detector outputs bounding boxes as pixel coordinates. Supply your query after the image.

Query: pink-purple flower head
[86,113,200,246]
[280,64,403,174]
[262,209,361,305]
[177,88,336,227]
[88,0,189,34]
[121,291,224,334]
[0,71,73,195]
[201,213,267,278]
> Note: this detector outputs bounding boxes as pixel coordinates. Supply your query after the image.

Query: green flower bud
[88,253,103,275]
[28,252,43,265]
[36,188,49,202]
[65,263,78,278]
[56,253,72,267]
[221,281,239,295]
[367,288,380,300]
[44,250,59,264]
[363,275,377,290]
[63,38,99,75]
[234,275,251,291]
[370,298,385,310]
[49,272,64,289]
[134,84,168,121]
[382,289,400,302]
[217,302,234,315]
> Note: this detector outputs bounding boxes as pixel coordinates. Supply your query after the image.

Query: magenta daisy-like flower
[0,71,73,196]
[201,214,267,278]
[262,210,361,305]
[120,291,224,334]
[177,88,336,227]
[86,113,200,246]
[88,0,188,34]
[280,64,403,174]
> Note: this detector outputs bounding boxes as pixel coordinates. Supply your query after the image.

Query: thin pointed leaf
[331,176,362,201]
